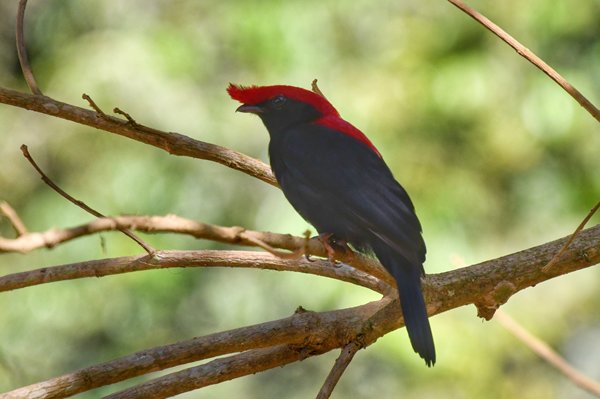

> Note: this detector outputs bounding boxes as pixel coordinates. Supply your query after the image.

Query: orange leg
[316,233,356,264]
[334,239,355,263]
[317,233,337,262]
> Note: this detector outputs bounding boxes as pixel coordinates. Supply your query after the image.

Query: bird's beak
[236,104,264,114]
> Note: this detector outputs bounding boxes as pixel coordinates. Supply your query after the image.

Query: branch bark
[0,87,277,186]
[103,345,330,399]
[2,299,392,399]
[0,214,392,285]
[0,250,389,295]
[2,225,598,398]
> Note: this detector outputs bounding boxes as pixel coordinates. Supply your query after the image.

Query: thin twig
[19,145,155,255]
[316,342,361,399]
[241,233,303,259]
[447,0,600,124]
[495,310,600,397]
[82,93,106,116]
[239,230,307,260]
[113,107,138,125]
[311,79,327,99]
[0,201,28,236]
[543,200,600,273]
[15,0,42,95]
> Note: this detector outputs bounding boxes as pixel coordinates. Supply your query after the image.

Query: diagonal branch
[447,0,600,124]
[19,145,155,255]
[103,345,328,399]
[316,342,361,399]
[0,87,277,186]
[543,200,600,273]
[495,310,600,397]
[0,201,28,236]
[2,299,392,399]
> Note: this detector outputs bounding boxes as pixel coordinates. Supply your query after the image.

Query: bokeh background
[1,1,599,398]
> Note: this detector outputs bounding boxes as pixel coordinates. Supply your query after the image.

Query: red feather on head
[227,83,381,158]
[227,84,339,117]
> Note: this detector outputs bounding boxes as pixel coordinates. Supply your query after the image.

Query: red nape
[315,115,382,158]
[227,84,339,117]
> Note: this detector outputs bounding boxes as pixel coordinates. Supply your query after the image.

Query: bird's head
[227,84,339,133]
[228,83,381,157]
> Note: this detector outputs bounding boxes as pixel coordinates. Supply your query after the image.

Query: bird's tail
[372,241,436,367]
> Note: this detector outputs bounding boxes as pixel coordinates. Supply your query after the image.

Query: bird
[227,83,435,366]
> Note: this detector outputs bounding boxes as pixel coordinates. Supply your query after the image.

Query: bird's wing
[275,123,426,266]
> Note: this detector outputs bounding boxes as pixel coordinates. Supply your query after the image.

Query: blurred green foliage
[0,1,599,398]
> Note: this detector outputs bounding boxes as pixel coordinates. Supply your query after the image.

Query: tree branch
[2,1,599,397]
[0,214,391,285]
[447,0,600,124]
[15,0,42,96]
[315,342,361,399]
[543,200,600,273]
[2,299,392,399]
[2,224,598,398]
[0,250,389,295]
[102,345,323,399]
[19,145,155,255]
[1,225,598,315]
[0,201,28,236]
[0,87,277,186]
[495,310,600,397]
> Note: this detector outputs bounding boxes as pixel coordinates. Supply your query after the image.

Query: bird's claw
[317,233,337,263]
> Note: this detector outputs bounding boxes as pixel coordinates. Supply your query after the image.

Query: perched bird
[228,83,435,366]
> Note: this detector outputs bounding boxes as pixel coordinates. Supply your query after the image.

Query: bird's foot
[316,233,356,265]
[317,233,337,263]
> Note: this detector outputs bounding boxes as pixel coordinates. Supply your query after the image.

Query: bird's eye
[272,95,287,109]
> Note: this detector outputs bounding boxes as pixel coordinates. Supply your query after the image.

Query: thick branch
[2,299,392,399]
[0,87,276,186]
[104,345,329,399]
[1,226,598,312]
[424,225,600,319]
